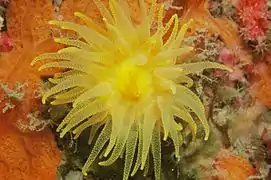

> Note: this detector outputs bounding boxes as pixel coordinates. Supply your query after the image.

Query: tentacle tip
[51,101,59,105]
[74,12,80,16]
[188,19,194,24]
[171,87,177,95]
[163,133,168,141]
[140,165,144,170]
[30,61,36,66]
[56,126,65,133]
[228,67,234,72]
[82,172,87,176]
[73,136,79,140]
[188,46,194,51]
[57,49,65,53]
[72,102,79,108]
[53,38,61,43]
[48,78,54,82]
[103,152,109,158]
[74,12,84,17]
[41,98,46,104]
[204,135,209,141]
[98,162,106,166]
[48,20,58,25]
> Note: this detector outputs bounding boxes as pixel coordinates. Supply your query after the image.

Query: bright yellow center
[114,56,152,101]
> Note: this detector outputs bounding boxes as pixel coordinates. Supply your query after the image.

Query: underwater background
[0,0,270,180]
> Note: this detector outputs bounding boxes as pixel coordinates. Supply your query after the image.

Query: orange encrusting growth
[213,150,257,180]
[6,0,55,50]
[1,0,64,122]
[0,120,61,180]
[0,1,61,180]
[0,38,63,122]
[250,62,271,108]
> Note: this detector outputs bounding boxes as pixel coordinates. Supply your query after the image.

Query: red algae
[237,0,270,41]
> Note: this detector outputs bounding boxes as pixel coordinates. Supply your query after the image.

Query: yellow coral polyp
[31,0,231,179]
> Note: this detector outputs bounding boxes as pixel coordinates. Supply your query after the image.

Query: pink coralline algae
[237,0,270,41]
[219,47,237,66]
[215,47,246,82]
